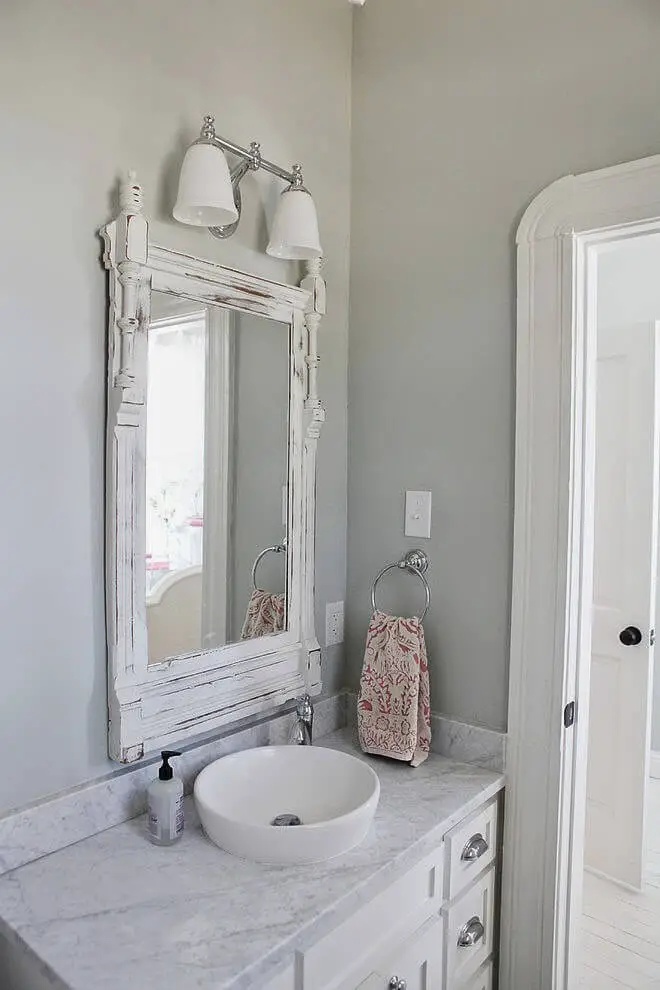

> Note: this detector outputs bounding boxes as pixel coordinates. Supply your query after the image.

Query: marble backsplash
[430,713,506,771]
[344,691,506,772]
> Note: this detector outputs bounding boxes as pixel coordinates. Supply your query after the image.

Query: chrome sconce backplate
[208,137,262,240]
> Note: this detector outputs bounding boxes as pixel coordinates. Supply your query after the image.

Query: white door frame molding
[501,154,660,990]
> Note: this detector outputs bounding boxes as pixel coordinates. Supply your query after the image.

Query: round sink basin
[194,746,380,865]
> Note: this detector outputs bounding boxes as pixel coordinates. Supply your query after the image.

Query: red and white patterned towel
[241,589,285,640]
[357,609,431,767]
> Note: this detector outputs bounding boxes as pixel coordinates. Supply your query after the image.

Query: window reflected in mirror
[145,292,289,663]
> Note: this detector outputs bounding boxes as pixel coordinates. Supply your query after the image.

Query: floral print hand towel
[241,589,285,640]
[357,609,431,767]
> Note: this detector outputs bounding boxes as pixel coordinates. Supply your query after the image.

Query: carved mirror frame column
[101,173,325,762]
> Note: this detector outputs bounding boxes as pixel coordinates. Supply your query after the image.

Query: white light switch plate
[325,601,344,647]
[405,491,432,539]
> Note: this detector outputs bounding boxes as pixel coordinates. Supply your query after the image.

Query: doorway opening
[579,233,660,987]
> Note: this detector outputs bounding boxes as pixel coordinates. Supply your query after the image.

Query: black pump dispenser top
[158,750,181,781]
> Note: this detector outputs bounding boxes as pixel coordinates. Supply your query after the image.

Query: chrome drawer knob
[457,915,485,948]
[461,832,489,862]
[389,979,407,990]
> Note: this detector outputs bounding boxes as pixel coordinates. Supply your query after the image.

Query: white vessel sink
[194,745,380,865]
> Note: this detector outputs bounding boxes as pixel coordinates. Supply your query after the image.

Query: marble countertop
[0,729,504,990]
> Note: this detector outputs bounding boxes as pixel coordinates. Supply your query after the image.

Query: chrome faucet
[289,694,314,745]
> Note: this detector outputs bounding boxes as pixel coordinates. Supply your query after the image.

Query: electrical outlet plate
[325,601,345,647]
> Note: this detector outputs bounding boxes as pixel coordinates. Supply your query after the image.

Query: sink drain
[271,813,302,827]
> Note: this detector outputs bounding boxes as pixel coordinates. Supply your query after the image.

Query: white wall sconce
[173,115,322,260]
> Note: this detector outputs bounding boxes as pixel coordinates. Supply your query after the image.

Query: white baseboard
[650,750,660,779]
[584,864,642,894]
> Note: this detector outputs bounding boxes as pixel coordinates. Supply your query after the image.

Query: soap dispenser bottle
[147,751,184,846]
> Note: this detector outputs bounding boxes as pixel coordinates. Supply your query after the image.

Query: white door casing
[502,153,660,990]
[586,320,659,891]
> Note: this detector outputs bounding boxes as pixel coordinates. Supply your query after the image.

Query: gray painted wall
[347,0,660,731]
[0,0,351,816]
[597,236,660,752]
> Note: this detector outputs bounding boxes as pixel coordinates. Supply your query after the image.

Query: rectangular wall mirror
[145,295,290,661]
[102,175,326,762]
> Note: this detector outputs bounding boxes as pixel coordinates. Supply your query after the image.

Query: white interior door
[586,319,660,890]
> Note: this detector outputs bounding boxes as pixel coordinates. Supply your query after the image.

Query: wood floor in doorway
[580,777,660,988]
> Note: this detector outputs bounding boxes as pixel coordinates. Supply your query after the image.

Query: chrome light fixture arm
[198,115,305,240]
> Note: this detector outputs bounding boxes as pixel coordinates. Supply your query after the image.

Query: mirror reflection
[145,292,289,663]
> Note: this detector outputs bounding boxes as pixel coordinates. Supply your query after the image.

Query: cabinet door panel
[356,915,444,990]
[462,960,493,990]
[304,845,444,990]
[263,966,295,990]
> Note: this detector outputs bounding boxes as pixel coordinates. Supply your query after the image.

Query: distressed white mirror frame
[101,173,326,763]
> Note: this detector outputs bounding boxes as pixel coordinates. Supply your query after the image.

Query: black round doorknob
[619,626,643,646]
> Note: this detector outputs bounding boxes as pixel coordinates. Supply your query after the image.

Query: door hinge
[564,701,576,728]
[651,629,656,647]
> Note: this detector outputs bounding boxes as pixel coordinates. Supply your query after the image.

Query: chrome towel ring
[371,549,431,623]
[251,541,287,591]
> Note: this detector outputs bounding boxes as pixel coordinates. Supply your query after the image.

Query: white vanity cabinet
[0,735,503,990]
[266,795,500,990]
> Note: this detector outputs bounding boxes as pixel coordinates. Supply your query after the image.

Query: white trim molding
[100,172,326,764]
[502,153,660,990]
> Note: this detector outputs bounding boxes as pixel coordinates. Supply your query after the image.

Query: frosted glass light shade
[173,143,238,227]
[267,189,322,260]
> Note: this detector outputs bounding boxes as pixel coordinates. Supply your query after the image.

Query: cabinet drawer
[444,799,497,900]
[461,960,493,990]
[356,914,444,990]
[443,867,495,988]
[302,844,444,990]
